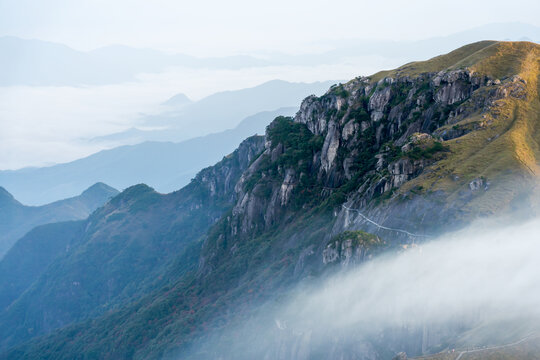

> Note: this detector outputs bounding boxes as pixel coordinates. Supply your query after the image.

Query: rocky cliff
[3,41,540,360]
[189,40,540,358]
[203,41,540,262]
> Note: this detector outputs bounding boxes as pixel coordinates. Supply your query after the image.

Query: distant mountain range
[1,22,538,86]
[0,108,295,205]
[0,220,86,311]
[265,22,540,66]
[1,79,336,205]
[103,79,337,143]
[0,37,274,86]
[0,183,118,258]
[0,136,265,351]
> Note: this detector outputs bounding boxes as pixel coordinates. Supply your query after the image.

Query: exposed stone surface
[201,65,526,273]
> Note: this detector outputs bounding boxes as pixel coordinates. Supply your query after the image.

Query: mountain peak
[0,186,22,209]
[0,186,16,204]
[162,92,192,107]
[371,40,539,81]
[81,182,119,198]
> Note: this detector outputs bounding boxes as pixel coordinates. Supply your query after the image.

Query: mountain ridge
[0,108,296,205]
[0,136,265,351]
[2,41,539,359]
[0,183,118,258]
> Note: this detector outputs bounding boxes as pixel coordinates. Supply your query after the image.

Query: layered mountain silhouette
[0,108,296,205]
[1,23,539,86]
[0,136,265,350]
[0,36,274,86]
[1,79,336,205]
[0,183,118,258]
[103,79,338,143]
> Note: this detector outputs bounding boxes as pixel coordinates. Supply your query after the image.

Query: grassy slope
[384,41,540,219]
[371,41,499,82]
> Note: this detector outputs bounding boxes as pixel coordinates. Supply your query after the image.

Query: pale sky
[1,0,540,55]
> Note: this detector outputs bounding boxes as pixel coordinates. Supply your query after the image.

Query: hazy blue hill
[125,79,338,142]
[0,136,265,351]
[92,80,335,145]
[0,183,118,257]
[0,37,274,86]
[0,108,295,205]
[0,221,85,311]
[1,23,538,87]
[162,92,192,107]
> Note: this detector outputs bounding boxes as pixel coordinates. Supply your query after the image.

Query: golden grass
[395,42,540,219]
[371,41,539,82]
[370,41,498,82]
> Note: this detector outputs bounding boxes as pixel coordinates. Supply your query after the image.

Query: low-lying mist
[183,217,540,359]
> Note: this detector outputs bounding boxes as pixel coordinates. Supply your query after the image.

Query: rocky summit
[1,41,540,360]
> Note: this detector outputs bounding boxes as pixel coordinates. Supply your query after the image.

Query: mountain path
[342,204,431,238]
[453,334,538,359]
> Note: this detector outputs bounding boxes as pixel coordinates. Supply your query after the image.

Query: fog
[187,217,540,359]
[0,59,402,170]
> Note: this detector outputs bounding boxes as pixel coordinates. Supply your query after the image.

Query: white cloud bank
[191,217,540,358]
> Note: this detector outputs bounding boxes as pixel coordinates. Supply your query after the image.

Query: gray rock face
[322,237,375,267]
[433,70,473,105]
[469,177,484,191]
[201,66,524,275]
[320,120,340,172]
[369,85,392,121]
[389,158,428,188]
[198,135,265,201]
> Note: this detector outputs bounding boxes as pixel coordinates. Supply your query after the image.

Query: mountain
[0,221,86,311]
[0,108,295,205]
[0,136,264,351]
[109,79,338,143]
[3,23,538,87]
[0,37,274,86]
[162,92,192,107]
[0,183,118,257]
[2,41,539,359]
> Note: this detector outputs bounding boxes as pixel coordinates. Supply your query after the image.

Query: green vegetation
[406,141,449,160]
[328,231,384,252]
[267,116,324,168]
[349,105,370,123]
[109,183,161,214]
[329,83,349,98]
[0,137,265,354]
[244,116,325,208]
[389,82,411,107]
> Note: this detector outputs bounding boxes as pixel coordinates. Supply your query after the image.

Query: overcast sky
[1,0,540,55]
